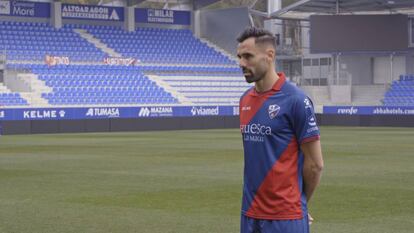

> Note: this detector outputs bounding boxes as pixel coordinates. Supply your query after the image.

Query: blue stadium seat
[383,75,414,106]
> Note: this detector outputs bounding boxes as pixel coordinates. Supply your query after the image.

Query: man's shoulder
[280,82,317,112]
[281,81,307,99]
[240,86,254,100]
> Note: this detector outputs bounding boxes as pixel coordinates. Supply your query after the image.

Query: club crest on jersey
[268,104,280,119]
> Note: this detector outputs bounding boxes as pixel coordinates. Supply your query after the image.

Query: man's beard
[243,68,263,83]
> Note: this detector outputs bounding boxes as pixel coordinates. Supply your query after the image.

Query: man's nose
[239,59,246,68]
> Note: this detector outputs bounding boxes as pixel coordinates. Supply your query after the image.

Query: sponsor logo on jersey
[268,104,280,119]
[307,126,319,133]
[241,106,251,111]
[308,116,317,126]
[240,123,272,142]
[240,123,272,135]
[304,98,312,109]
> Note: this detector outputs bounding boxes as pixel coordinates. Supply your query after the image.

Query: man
[237,27,324,233]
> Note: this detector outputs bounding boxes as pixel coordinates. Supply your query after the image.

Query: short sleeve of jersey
[292,95,320,144]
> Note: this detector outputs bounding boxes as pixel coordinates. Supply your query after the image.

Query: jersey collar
[250,72,286,97]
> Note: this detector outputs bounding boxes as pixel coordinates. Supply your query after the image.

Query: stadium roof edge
[193,0,221,10]
[269,0,414,20]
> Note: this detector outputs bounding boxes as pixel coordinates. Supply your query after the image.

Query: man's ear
[266,48,275,63]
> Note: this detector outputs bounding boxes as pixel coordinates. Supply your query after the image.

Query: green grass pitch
[0,127,413,233]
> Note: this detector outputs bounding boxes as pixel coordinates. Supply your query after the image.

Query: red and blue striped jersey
[239,73,320,220]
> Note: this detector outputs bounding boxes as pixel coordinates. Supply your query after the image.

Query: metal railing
[328,70,352,86]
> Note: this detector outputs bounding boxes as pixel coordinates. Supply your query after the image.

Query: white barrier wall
[373,56,406,84]
[329,85,351,104]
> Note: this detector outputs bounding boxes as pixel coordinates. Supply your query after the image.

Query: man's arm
[301,139,324,202]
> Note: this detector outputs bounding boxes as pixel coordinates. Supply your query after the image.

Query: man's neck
[255,70,279,93]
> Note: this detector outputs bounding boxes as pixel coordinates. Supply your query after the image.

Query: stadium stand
[6,64,179,106]
[141,66,246,105]
[5,19,413,108]
[0,92,28,106]
[383,75,414,106]
[0,21,106,62]
[84,25,234,65]
[1,21,245,107]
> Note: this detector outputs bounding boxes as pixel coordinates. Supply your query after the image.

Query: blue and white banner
[0,106,239,121]
[323,106,414,115]
[135,8,191,25]
[61,4,124,21]
[0,0,50,18]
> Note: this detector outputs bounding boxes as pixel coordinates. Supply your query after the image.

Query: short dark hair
[236,27,276,48]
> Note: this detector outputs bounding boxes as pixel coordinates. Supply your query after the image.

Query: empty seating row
[399,74,414,81]
[48,97,177,105]
[46,80,151,87]
[2,21,107,62]
[51,86,162,93]
[0,93,28,106]
[88,26,235,65]
[21,64,179,106]
[383,75,414,106]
